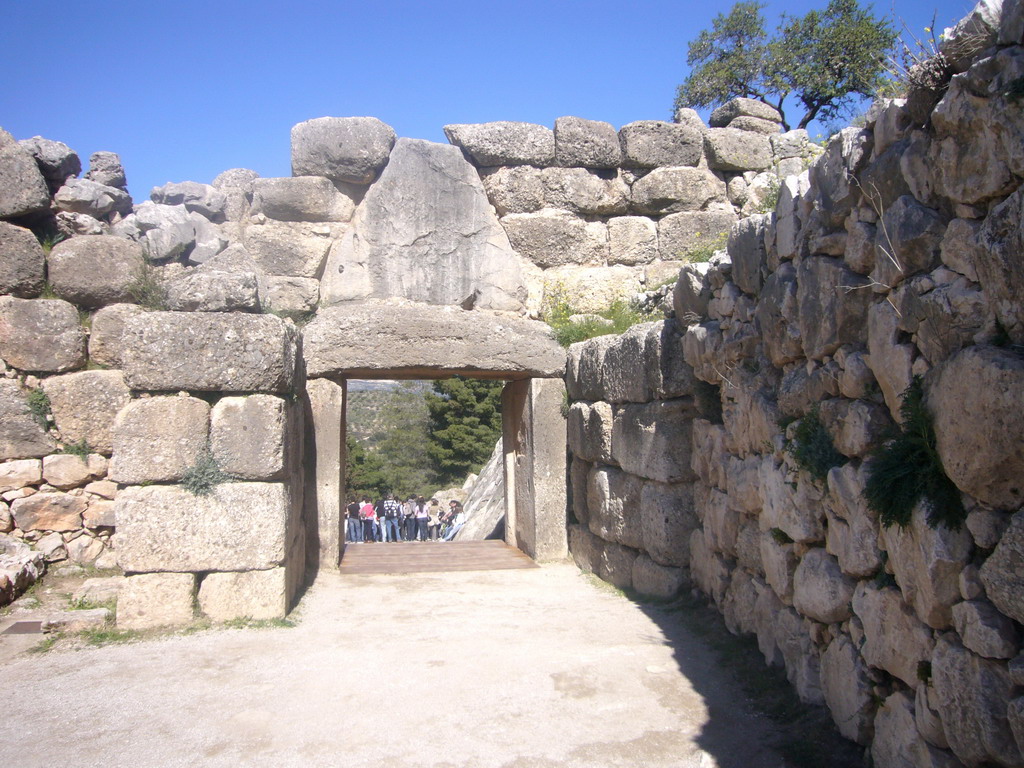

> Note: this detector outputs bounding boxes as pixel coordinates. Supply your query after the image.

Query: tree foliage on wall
[674,0,896,130]
[425,376,504,487]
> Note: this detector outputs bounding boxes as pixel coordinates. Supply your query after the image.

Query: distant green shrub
[863,376,965,530]
[681,231,727,264]
[542,290,656,348]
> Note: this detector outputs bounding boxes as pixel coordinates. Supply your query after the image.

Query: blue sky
[2,0,976,199]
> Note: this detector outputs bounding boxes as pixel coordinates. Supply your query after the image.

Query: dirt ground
[0,563,858,768]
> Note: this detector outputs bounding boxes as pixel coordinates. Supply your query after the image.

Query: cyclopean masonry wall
[566,2,1024,766]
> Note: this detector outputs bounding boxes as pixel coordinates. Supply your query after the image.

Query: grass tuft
[181,450,229,496]
[60,438,92,460]
[863,376,965,530]
[26,388,52,428]
[542,290,657,348]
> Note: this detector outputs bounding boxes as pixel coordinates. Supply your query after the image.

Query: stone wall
[566,2,1024,765]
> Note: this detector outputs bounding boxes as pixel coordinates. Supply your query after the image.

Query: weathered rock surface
[320,138,527,311]
[241,219,333,278]
[303,303,565,379]
[291,117,396,184]
[83,151,126,189]
[42,370,131,455]
[198,568,287,621]
[618,121,704,168]
[598,541,637,590]
[639,481,697,567]
[820,633,875,744]
[632,554,686,598]
[115,483,288,572]
[502,209,607,268]
[932,634,1023,767]
[151,181,226,220]
[981,511,1024,625]
[586,466,644,550]
[11,492,87,531]
[54,178,131,219]
[611,399,696,484]
[852,581,935,688]
[19,136,80,191]
[117,572,196,630]
[443,122,554,167]
[47,235,144,308]
[929,344,1024,510]
[953,599,1020,659]
[554,116,621,168]
[210,395,287,481]
[42,453,92,489]
[0,222,45,298]
[630,167,727,215]
[0,381,54,460]
[165,268,260,313]
[710,98,782,127]
[704,129,772,172]
[251,176,356,223]
[88,303,144,369]
[121,312,298,393]
[792,548,855,624]
[0,297,86,372]
[0,143,50,219]
[109,396,210,484]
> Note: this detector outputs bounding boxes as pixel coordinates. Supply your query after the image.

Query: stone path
[1,564,800,768]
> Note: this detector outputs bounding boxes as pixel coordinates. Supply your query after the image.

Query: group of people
[346,493,467,544]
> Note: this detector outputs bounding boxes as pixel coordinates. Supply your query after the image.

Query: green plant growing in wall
[680,232,727,264]
[785,405,844,482]
[181,450,229,497]
[541,288,657,348]
[26,388,51,428]
[862,376,965,530]
[61,438,92,460]
[128,248,169,310]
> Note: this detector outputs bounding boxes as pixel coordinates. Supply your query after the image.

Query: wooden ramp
[338,540,538,575]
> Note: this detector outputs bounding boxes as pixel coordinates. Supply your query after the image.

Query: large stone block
[109,396,210,484]
[541,265,639,315]
[11,492,86,531]
[977,184,1024,333]
[566,335,615,402]
[611,399,696,484]
[0,380,54,460]
[241,219,334,278]
[932,634,1023,767]
[953,600,1020,660]
[165,269,260,313]
[586,465,644,550]
[54,178,131,219]
[264,276,318,317]
[882,503,972,630]
[640,480,696,567]
[251,176,356,222]
[930,345,1024,510]
[825,462,882,578]
[0,458,41,492]
[291,116,396,184]
[117,572,196,630]
[198,568,287,621]
[0,297,86,372]
[703,128,772,171]
[115,483,289,572]
[792,548,855,624]
[618,121,704,168]
[602,323,654,403]
[797,257,871,360]
[121,312,298,393]
[479,165,546,216]
[852,581,935,689]
[210,395,287,481]
[568,522,604,574]
[658,210,736,261]
[981,511,1024,625]
[42,370,130,455]
[607,216,658,265]
[759,457,825,544]
[88,303,144,369]
[598,541,637,590]
[710,98,782,127]
[632,554,686,599]
[151,181,226,220]
[540,167,628,215]
[320,138,528,311]
[46,236,144,308]
[820,633,875,744]
[443,121,554,167]
[565,401,613,464]
[303,303,565,379]
[872,194,945,287]
[728,214,770,296]
[19,136,80,191]
[0,144,50,219]
[501,208,607,268]
[872,691,960,768]
[0,222,45,298]
[553,116,621,168]
[630,167,727,215]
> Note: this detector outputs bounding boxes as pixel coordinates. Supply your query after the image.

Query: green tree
[674,0,896,131]
[425,377,503,486]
